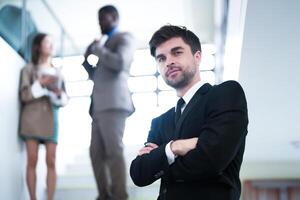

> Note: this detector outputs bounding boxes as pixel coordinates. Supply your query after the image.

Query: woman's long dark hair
[31,33,47,65]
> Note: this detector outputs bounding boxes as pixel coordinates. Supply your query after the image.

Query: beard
[101,25,114,35]
[165,66,197,89]
[101,28,110,34]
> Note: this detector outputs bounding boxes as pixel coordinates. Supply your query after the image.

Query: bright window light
[157,75,173,91]
[128,76,157,92]
[130,49,157,76]
[57,47,216,146]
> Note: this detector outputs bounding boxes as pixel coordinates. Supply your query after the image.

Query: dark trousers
[90,110,128,200]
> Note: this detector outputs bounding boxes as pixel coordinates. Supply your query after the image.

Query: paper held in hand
[38,67,62,91]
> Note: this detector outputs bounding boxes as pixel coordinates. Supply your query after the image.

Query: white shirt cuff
[165,141,177,165]
[31,80,49,98]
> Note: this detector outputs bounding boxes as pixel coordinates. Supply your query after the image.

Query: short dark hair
[31,33,48,65]
[149,25,201,57]
[98,5,119,19]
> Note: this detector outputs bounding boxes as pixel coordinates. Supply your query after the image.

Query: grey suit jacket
[83,32,135,116]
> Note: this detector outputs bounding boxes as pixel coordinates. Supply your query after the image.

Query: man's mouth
[166,68,181,78]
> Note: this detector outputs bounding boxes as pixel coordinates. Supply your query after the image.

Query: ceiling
[6,0,215,55]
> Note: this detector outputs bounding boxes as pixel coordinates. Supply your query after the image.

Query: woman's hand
[39,75,56,87]
[51,88,62,97]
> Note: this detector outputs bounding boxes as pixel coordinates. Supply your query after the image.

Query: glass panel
[202,43,216,55]
[201,71,215,85]
[26,0,78,56]
[0,0,79,59]
[128,76,157,93]
[0,1,33,61]
[132,92,157,108]
[65,80,93,97]
[124,92,157,145]
[53,55,88,82]
[58,97,92,157]
[200,53,215,71]
[124,109,154,145]
[158,90,177,108]
[130,49,157,76]
[157,75,173,91]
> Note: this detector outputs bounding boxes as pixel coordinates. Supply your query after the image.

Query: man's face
[155,37,201,89]
[99,12,117,34]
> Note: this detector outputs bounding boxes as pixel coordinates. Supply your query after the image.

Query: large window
[53,45,216,148]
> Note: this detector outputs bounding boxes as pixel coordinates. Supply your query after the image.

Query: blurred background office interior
[0,0,300,199]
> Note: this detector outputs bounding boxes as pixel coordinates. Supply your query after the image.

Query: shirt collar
[181,80,205,106]
[107,27,118,39]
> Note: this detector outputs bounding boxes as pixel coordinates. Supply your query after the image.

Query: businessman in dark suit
[130,25,248,200]
[82,5,135,200]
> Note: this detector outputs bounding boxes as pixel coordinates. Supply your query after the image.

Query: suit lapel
[165,108,176,141]
[174,83,211,139]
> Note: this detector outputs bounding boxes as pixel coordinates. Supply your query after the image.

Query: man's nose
[166,56,176,67]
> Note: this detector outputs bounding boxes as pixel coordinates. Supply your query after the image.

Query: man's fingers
[138,150,150,156]
[138,146,156,156]
[144,142,158,148]
[188,137,198,148]
[138,149,151,156]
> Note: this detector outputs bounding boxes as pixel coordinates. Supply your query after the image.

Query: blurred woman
[19,33,68,200]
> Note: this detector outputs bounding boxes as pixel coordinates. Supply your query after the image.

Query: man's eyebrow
[171,46,184,52]
[155,54,165,60]
[155,46,184,59]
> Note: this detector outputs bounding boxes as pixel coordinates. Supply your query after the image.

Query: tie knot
[176,98,185,109]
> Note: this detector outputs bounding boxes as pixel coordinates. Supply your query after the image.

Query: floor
[54,145,160,200]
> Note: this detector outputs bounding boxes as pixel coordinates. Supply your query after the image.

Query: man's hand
[171,137,198,156]
[138,142,158,156]
[84,40,99,59]
[84,35,108,59]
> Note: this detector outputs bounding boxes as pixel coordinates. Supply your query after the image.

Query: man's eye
[157,57,165,63]
[174,51,183,55]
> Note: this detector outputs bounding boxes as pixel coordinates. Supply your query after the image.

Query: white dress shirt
[165,81,205,165]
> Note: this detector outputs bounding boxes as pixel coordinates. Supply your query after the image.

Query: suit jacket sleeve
[92,33,135,73]
[82,59,95,80]
[170,81,248,181]
[130,117,170,187]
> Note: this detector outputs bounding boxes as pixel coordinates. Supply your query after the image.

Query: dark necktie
[175,98,185,124]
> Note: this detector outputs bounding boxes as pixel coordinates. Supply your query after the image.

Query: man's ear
[194,51,202,64]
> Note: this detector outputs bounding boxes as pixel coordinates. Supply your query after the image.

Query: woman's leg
[45,142,57,200]
[25,139,39,200]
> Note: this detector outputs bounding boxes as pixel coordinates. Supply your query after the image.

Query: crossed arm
[138,138,198,157]
[130,81,248,186]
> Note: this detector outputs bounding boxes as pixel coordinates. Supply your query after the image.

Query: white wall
[225,0,300,180]
[0,37,25,199]
[0,37,47,200]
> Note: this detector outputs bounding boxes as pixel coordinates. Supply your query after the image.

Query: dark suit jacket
[82,32,135,116]
[130,81,248,200]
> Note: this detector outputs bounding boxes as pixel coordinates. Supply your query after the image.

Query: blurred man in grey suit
[82,5,135,200]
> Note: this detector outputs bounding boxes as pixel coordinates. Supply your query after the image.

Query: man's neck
[106,27,118,38]
[176,77,201,97]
